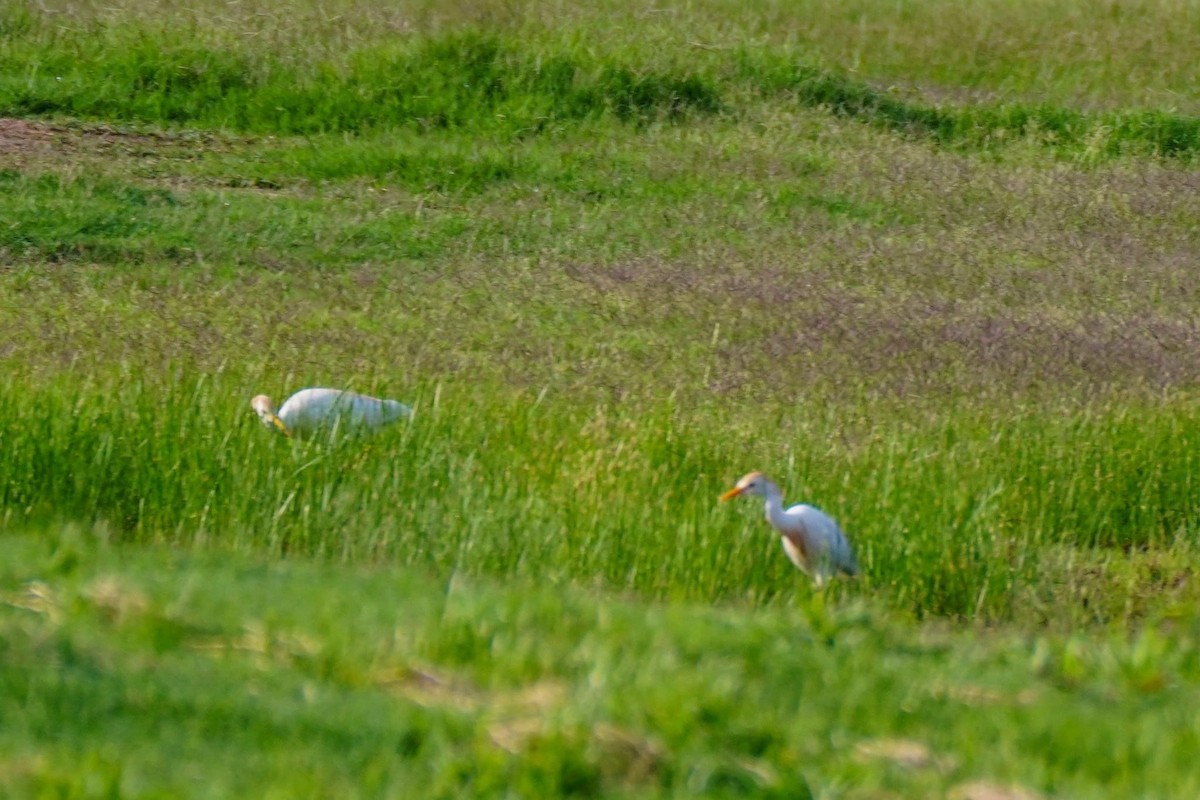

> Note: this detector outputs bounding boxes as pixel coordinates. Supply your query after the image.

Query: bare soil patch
[0,118,58,157]
[0,117,223,167]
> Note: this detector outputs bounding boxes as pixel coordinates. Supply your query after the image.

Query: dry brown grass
[4,107,1198,410]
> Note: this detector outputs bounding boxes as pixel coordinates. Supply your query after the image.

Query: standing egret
[720,471,860,587]
[251,388,411,437]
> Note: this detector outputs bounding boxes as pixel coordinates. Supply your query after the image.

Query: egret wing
[786,504,859,579]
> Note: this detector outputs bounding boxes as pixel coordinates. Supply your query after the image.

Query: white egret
[720,471,860,587]
[251,388,411,437]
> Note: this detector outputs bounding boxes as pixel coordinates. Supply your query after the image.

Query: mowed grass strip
[2,531,1198,798]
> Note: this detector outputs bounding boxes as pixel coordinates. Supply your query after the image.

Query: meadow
[2,0,1199,796]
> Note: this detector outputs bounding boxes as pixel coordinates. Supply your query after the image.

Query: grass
[1,0,1199,795]
[3,2,1200,156]
[2,372,1199,622]
[3,530,1199,798]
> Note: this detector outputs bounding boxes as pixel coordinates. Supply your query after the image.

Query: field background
[2,0,1199,796]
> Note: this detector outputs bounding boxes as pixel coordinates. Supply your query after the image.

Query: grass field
[2,0,1199,796]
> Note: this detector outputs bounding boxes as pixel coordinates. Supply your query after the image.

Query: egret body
[251,388,411,437]
[721,471,859,586]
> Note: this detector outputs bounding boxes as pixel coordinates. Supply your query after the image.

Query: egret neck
[758,479,791,530]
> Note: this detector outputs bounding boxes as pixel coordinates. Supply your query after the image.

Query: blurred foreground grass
[3,530,1198,798]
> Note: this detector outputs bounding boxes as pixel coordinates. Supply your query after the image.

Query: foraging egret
[720,471,860,586]
[251,388,411,437]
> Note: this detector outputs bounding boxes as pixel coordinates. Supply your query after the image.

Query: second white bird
[721,471,860,587]
[251,388,411,437]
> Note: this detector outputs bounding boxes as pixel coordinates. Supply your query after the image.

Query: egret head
[251,394,290,436]
[720,471,770,501]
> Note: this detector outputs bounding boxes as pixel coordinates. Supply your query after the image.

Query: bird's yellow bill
[719,486,744,502]
[269,414,290,437]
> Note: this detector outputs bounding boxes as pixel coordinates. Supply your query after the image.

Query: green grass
[3,2,1199,158]
[1,0,1200,795]
[3,531,1199,798]
[2,373,1199,622]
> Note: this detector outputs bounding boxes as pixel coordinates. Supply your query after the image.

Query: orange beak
[269,414,291,437]
[719,486,744,502]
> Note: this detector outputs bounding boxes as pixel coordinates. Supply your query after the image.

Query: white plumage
[251,388,411,437]
[721,471,860,586]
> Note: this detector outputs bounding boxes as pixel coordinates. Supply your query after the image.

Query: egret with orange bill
[721,471,860,587]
